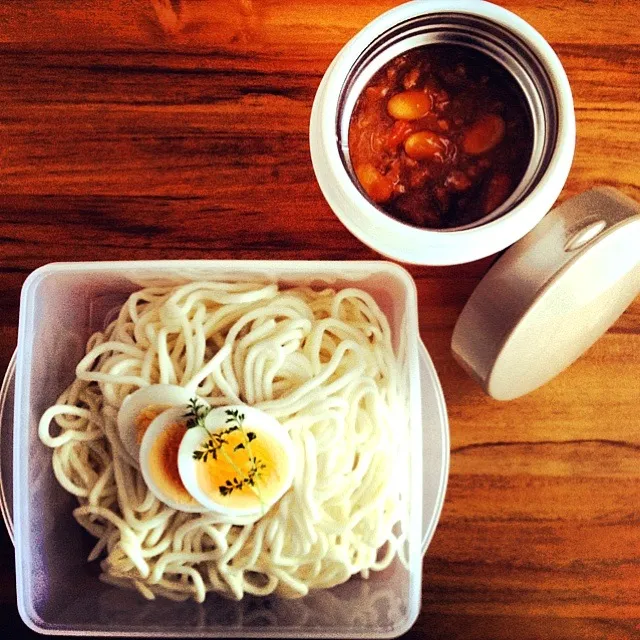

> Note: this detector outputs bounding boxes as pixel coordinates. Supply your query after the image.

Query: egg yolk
[149,421,198,506]
[135,405,171,444]
[195,427,284,510]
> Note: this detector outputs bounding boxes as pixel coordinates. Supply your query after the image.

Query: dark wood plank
[0,1,639,639]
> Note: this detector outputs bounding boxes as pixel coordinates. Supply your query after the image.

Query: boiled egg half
[139,406,207,512]
[178,405,295,518]
[117,384,194,462]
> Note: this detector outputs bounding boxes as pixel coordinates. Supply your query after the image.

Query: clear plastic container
[13,260,447,638]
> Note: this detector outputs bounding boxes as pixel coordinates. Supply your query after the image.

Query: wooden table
[1,1,639,638]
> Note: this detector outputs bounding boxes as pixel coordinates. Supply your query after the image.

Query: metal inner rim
[337,12,559,232]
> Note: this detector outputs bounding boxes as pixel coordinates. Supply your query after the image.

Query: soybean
[404,131,446,160]
[387,91,431,120]
[462,114,506,155]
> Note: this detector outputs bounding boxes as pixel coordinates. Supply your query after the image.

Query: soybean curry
[348,45,533,229]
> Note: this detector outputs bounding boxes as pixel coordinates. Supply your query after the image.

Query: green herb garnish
[185,397,211,430]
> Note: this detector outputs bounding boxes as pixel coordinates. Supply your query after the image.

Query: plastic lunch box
[9,260,449,638]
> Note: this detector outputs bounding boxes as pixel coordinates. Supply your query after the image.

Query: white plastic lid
[452,187,640,400]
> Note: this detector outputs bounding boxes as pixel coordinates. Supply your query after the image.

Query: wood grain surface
[0,1,639,638]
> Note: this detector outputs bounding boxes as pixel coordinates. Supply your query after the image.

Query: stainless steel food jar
[310,0,576,265]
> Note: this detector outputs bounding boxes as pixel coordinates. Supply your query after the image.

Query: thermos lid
[452,187,640,400]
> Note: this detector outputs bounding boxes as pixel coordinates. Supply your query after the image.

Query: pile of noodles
[38,281,407,602]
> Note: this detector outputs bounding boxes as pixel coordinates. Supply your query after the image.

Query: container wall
[14,261,422,637]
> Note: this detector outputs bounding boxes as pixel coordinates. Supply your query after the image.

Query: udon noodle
[38,281,407,602]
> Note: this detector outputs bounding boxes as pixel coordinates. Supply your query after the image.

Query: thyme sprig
[185,397,211,430]
[184,400,266,501]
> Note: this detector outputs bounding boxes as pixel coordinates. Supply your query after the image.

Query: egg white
[117,384,195,462]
